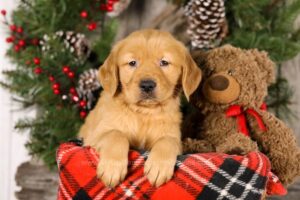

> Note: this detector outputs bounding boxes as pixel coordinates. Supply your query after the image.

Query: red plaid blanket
[57,141,286,200]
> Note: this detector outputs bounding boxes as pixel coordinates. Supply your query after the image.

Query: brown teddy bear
[182,44,300,185]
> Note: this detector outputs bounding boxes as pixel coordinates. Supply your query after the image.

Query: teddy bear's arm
[250,111,300,185]
[181,110,216,153]
[182,138,215,153]
[201,112,258,155]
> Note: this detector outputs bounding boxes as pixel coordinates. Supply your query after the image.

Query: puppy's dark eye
[228,69,234,76]
[160,60,169,67]
[128,60,137,67]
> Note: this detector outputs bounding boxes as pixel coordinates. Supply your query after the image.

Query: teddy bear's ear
[221,44,235,49]
[248,49,276,85]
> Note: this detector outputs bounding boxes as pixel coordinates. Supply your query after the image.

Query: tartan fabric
[57,142,286,200]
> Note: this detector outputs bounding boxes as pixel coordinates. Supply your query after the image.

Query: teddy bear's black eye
[228,69,234,76]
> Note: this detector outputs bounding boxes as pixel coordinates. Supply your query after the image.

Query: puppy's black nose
[139,79,157,93]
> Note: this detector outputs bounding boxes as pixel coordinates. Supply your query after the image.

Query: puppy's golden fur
[79,29,201,187]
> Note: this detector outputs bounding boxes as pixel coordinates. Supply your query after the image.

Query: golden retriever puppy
[79,29,201,188]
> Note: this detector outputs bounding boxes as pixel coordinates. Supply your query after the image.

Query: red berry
[80,11,88,18]
[106,5,113,12]
[79,100,87,108]
[6,37,14,43]
[100,4,107,11]
[49,75,55,82]
[52,83,60,90]
[34,67,43,74]
[68,71,75,78]
[1,10,7,16]
[80,111,87,118]
[62,66,70,73]
[10,25,17,32]
[18,40,26,47]
[87,22,97,31]
[14,45,21,52]
[16,27,23,33]
[31,38,39,45]
[108,0,117,6]
[72,95,79,102]
[69,87,77,95]
[53,89,60,95]
[33,57,40,65]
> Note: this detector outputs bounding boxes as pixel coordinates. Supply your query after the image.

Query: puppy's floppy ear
[182,50,202,101]
[248,49,275,85]
[99,50,119,96]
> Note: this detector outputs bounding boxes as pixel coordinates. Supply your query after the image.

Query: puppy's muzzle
[139,79,157,93]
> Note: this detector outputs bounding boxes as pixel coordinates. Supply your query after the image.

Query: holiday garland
[0,0,122,166]
[1,0,300,168]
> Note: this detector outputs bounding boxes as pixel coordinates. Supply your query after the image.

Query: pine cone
[78,69,101,94]
[77,69,102,110]
[185,0,227,49]
[64,31,91,59]
[39,31,91,60]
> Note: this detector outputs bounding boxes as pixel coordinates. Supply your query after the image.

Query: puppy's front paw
[97,157,128,188]
[144,153,176,187]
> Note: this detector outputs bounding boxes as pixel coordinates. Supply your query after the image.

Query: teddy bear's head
[191,45,275,112]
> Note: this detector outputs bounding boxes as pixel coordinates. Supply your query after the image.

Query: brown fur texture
[183,45,300,185]
[79,29,202,188]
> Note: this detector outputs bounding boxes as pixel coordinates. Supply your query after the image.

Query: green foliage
[1,0,116,167]
[17,106,83,167]
[266,65,296,120]
[13,0,106,34]
[225,0,300,62]
[224,0,300,118]
[93,20,118,62]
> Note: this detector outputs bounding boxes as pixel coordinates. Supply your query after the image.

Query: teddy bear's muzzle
[208,75,229,91]
[202,73,241,104]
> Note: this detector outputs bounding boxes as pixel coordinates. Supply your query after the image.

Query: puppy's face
[118,32,186,106]
[99,29,201,107]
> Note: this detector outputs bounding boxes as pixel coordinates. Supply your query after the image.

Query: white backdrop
[0,1,31,200]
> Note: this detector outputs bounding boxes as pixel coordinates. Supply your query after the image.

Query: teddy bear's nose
[209,75,229,91]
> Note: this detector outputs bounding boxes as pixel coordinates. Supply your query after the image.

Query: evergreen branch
[0,81,12,90]
[15,119,35,130]
[268,0,285,8]
[275,0,300,33]
[11,97,35,108]
[20,0,33,9]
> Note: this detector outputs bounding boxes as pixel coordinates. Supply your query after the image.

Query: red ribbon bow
[226,103,268,137]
